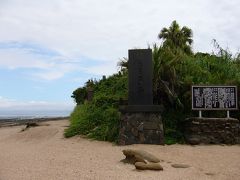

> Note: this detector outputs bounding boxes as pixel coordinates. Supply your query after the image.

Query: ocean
[0,110,72,120]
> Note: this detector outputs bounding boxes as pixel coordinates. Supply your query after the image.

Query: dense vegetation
[65,21,240,144]
[65,73,128,142]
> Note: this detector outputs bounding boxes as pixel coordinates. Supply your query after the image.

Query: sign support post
[227,111,230,118]
[199,111,202,118]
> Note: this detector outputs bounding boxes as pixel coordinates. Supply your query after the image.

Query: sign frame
[191,85,238,110]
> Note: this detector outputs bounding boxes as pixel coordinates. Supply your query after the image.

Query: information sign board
[192,86,238,110]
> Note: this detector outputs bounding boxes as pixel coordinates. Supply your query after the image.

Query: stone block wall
[184,117,240,145]
[119,112,164,145]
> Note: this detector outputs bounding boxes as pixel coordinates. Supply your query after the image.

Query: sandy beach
[0,119,240,180]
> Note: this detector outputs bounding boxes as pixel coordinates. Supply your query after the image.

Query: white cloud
[32,62,79,80]
[0,46,78,80]
[0,48,51,69]
[82,62,118,76]
[0,0,239,64]
[0,96,74,111]
[33,71,66,81]
[0,0,239,112]
[0,40,119,80]
[0,1,239,80]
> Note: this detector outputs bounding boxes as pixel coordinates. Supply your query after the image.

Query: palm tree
[158,20,193,54]
[152,43,183,108]
[117,57,128,72]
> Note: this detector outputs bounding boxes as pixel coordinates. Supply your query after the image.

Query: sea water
[0,110,72,121]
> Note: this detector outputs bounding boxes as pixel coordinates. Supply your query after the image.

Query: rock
[121,154,146,164]
[171,164,191,168]
[122,149,160,163]
[188,137,200,145]
[21,122,39,131]
[26,122,39,128]
[134,155,147,164]
[135,162,163,171]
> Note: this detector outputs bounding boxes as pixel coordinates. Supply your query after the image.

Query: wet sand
[0,119,240,180]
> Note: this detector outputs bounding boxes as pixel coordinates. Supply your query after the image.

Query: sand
[0,119,240,180]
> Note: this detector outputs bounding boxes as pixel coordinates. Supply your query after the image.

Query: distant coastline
[0,116,69,127]
[0,109,71,127]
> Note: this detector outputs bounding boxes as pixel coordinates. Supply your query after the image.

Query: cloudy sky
[0,0,239,115]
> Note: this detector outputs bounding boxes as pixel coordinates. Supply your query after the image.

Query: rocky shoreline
[0,116,69,127]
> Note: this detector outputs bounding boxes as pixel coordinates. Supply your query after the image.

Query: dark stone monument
[119,49,164,145]
[128,49,153,105]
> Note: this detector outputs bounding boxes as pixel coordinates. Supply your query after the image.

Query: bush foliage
[65,21,240,144]
[65,72,127,142]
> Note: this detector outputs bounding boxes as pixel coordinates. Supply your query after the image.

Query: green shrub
[64,103,120,142]
[64,104,95,137]
[87,107,120,142]
[65,73,126,142]
[71,87,87,105]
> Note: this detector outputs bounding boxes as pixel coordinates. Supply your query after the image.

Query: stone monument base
[119,106,164,145]
[184,117,240,145]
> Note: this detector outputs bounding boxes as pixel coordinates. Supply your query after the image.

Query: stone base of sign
[118,109,164,145]
[184,117,240,145]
